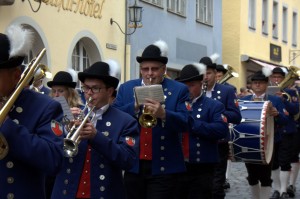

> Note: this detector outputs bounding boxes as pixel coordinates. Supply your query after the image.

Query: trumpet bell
[139,113,157,128]
[63,138,78,157]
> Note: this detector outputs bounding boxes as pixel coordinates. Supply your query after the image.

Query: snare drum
[229,101,274,164]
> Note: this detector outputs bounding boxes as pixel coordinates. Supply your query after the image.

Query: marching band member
[175,63,229,198]
[269,67,299,199]
[113,40,189,199]
[240,70,289,199]
[51,61,139,199]
[200,55,242,199]
[216,64,237,93]
[0,25,64,198]
[289,80,300,198]
[46,69,83,199]
[48,69,83,108]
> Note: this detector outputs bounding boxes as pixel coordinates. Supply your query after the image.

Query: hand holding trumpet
[143,98,166,120]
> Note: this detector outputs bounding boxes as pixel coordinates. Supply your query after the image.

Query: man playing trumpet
[51,61,139,199]
[113,40,190,199]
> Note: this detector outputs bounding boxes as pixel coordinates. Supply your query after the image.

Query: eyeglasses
[140,65,164,73]
[81,85,105,93]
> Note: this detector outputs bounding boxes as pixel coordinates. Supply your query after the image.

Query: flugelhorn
[138,78,157,128]
[30,64,52,93]
[63,97,96,157]
[0,48,46,160]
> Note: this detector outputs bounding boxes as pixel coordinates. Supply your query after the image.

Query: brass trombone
[63,97,96,157]
[0,48,47,160]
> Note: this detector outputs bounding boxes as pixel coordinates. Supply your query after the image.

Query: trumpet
[0,48,46,160]
[138,78,157,128]
[63,97,96,157]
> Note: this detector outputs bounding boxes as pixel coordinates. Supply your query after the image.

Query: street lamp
[110,1,143,35]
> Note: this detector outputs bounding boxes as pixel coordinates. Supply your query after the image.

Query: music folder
[266,86,280,96]
[134,84,165,105]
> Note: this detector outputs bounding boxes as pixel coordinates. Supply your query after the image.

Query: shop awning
[241,54,284,69]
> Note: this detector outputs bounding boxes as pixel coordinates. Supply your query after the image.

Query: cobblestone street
[225,162,300,199]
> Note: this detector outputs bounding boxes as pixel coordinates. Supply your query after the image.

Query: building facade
[223,0,300,90]
[0,0,127,83]
[128,0,222,80]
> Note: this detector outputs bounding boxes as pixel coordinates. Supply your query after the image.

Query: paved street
[225,162,300,199]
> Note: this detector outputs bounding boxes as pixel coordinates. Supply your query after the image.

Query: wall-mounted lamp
[110,1,143,35]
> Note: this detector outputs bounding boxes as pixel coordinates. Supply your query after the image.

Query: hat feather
[262,66,272,77]
[280,67,288,75]
[67,68,78,82]
[210,53,219,64]
[106,59,121,80]
[6,25,34,58]
[193,63,206,75]
[153,40,168,57]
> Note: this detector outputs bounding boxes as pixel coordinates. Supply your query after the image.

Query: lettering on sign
[106,43,117,50]
[39,0,105,19]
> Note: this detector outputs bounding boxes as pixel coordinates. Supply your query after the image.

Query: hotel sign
[270,43,282,62]
[40,0,105,19]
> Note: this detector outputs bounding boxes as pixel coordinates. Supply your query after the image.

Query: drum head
[262,101,274,164]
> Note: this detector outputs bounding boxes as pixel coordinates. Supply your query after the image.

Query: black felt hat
[176,63,206,83]
[47,71,77,88]
[199,53,219,70]
[0,25,33,69]
[78,61,120,89]
[136,40,168,64]
[272,67,287,76]
[251,71,269,82]
[216,64,228,73]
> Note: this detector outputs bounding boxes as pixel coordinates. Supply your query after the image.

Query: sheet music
[53,96,74,121]
[134,84,165,105]
[266,86,280,96]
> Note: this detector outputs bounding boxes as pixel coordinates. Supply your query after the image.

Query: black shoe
[223,179,230,190]
[287,185,296,198]
[270,190,280,199]
[280,192,289,199]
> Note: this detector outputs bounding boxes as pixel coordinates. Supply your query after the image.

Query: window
[167,0,186,16]
[282,6,288,43]
[292,12,298,47]
[272,1,278,39]
[141,0,163,7]
[248,0,256,29]
[72,42,90,72]
[23,50,34,65]
[196,0,213,25]
[262,0,268,34]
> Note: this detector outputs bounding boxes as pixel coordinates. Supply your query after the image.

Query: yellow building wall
[0,0,127,82]
[223,0,300,91]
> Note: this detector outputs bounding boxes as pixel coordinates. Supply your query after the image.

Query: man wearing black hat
[269,67,299,199]
[199,54,241,199]
[175,63,228,198]
[51,61,139,199]
[113,40,190,199]
[216,64,237,93]
[240,70,289,199]
[0,25,64,198]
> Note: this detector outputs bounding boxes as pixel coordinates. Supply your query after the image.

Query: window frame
[196,0,213,26]
[248,0,256,30]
